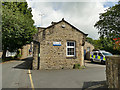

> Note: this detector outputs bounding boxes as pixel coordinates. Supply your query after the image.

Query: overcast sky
[26,0,118,39]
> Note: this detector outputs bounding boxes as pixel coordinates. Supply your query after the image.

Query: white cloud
[26,1,109,39]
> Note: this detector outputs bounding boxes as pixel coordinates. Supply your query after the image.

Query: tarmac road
[31,60,106,88]
[2,58,32,88]
[2,59,106,89]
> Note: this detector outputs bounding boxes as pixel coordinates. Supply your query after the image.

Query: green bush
[73,64,80,69]
[16,54,22,58]
[14,50,22,58]
[73,64,86,69]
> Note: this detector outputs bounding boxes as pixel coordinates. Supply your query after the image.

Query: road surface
[2,59,106,89]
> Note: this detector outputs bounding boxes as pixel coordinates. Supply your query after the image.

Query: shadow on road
[82,80,108,89]
[13,57,33,70]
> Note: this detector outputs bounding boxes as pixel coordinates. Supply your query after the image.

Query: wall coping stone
[106,55,120,60]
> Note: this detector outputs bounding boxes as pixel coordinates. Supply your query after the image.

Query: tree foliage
[86,37,94,45]
[2,2,37,54]
[86,37,120,55]
[94,2,120,39]
[94,1,120,54]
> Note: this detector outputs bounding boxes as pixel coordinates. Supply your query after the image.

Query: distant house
[33,18,88,70]
[6,51,16,57]
[84,41,94,60]
[6,43,33,59]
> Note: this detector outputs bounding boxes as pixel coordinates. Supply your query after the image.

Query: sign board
[53,42,61,46]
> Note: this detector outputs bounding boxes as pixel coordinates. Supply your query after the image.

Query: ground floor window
[66,41,75,57]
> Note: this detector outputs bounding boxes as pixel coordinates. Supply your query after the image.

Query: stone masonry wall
[21,44,31,59]
[84,41,94,60]
[35,21,86,70]
[106,55,120,88]
[0,52,2,58]
[32,42,39,70]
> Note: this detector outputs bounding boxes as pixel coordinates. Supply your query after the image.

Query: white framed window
[66,41,75,57]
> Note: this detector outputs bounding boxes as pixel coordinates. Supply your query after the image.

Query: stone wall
[21,44,31,59]
[32,41,40,70]
[84,41,94,60]
[0,52,2,58]
[106,55,120,88]
[33,20,87,70]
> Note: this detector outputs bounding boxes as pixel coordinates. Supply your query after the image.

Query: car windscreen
[102,52,112,56]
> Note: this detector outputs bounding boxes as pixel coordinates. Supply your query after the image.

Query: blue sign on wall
[53,42,61,46]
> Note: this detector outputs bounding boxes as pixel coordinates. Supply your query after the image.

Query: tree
[2,2,37,59]
[86,37,120,54]
[86,37,94,45]
[94,1,120,53]
[113,37,120,50]
[94,2,120,39]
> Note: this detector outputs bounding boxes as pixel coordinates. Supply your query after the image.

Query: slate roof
[37,18,88,36]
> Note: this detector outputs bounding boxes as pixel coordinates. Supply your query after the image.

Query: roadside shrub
[14,50,22,59]
[73,64,80,69]
[73,64,86,69]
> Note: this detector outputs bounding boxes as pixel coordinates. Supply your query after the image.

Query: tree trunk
[2,50,6,61]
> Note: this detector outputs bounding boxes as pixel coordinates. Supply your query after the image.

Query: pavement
[2,58,107,89]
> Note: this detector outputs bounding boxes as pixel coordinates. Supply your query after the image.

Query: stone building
[33,18,88,70]
[84,41,94,60]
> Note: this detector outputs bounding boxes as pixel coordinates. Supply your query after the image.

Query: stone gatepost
[80,46,84,66]
[106,55,120,89]
[32,41,40,70]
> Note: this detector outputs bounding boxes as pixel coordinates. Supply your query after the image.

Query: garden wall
[106,55,120,88]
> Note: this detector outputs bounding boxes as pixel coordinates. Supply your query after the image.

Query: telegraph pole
[39,13,44,26]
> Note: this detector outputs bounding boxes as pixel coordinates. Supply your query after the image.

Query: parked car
[90,50,113,64]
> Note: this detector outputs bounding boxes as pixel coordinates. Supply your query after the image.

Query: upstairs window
[66,41,75,57]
